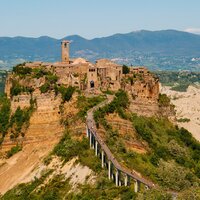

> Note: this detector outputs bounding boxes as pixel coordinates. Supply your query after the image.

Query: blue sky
[0,0,200,39]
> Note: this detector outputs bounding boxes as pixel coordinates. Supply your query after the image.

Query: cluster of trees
[158,93,171,107]
[131,115,200,191]
[13,64,31,77]
[32,68,49,79]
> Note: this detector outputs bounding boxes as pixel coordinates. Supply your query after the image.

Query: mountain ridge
[0,30,200,71]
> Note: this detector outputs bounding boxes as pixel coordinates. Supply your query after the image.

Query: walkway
[86,95,155,192]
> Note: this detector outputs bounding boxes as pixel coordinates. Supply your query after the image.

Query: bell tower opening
[61,40,70,63]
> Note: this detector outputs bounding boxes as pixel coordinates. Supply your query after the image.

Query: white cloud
[184,28,200,35]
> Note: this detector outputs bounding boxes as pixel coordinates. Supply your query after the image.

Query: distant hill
[1,30,200,71]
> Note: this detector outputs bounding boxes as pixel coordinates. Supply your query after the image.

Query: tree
[122,65,130,74]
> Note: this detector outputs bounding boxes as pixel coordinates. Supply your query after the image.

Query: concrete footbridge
[86,95,155,192]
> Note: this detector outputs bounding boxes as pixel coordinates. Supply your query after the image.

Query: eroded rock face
[1,91,64,152]
[129,100,160,117]
[0,85,80,195]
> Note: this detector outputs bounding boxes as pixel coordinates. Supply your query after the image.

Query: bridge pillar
[95,140,98,156]
[124,174,128,186]
[108,160,111,180]
[115,169,119,186]
[89,131,92,148]
[86,126,89,138]
[119,180,122,186]
[134,180,140,193]
[101,150,104,168]
[92,134,95,149]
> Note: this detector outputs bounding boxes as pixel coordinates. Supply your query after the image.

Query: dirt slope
[161,85,200,141]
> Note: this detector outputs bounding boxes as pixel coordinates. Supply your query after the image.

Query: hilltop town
[5,40,161,115]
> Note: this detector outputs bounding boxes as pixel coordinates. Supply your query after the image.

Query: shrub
[135,123,153,144]
[6,145,22,158]
[158,93,170,107]
[10,80,34,96]
[167,140,188,159]
[32,68,48,79]
[58,86,75,102]
[13,64,32,76]
[122,65,130,74]
[177,118,190,123]
[40,82,51,93]
[46,74,58,84]
[53,133,80,162]
[155,146,169,160]
[156,160,191,191]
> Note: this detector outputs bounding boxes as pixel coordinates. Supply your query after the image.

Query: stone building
[22,40,159,102]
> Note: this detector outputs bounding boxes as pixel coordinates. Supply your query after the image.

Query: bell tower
[61,40,70,63]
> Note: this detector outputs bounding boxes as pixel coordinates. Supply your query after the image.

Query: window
[90,80,94,88]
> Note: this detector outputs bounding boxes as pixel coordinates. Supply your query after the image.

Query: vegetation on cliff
[10,80,34,96]
[40,73,58,93]
[6,144,22,158]
[0,70,7,94]
[9,101,36,139]
[77,95,106,120]
[0,95,11,143]
[93,91,200,195]
[0,95,36,145]
[56,86,75,102]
